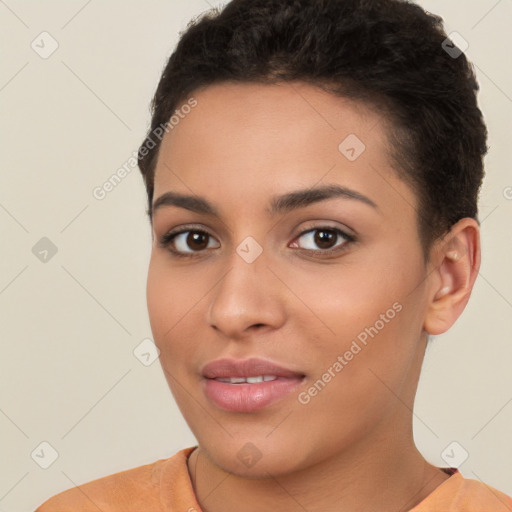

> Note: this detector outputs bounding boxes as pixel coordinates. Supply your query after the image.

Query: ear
[423,218,481,336]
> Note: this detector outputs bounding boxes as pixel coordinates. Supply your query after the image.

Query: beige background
[0,1,511,510]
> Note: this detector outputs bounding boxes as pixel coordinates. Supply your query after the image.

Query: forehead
[158,81,385,161]
[152,81,416,220]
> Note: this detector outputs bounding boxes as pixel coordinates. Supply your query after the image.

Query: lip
[202,357,304,379]
[202,357,305,412]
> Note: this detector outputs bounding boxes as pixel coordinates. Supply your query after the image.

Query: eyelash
[158,224,356,259]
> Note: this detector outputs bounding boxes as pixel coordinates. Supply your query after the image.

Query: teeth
[216,375,278,384]
[246,376,263,383]
[217,377,246,383]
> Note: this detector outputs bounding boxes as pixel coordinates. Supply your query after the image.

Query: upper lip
[202,358,304,379]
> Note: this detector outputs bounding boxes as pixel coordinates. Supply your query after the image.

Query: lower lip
[203,377,303,412]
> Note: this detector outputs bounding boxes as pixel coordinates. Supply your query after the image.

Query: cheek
[146,257,205,376]
[298,265,408,349]
[146,255,196,334]
[146,258,187,360]
[298,258,425,396]
[146,261,170,340]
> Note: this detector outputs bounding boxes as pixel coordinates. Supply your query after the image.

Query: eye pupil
[314,230,336,249]
[188,232,208,250]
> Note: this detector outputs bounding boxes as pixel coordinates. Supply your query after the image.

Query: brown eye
[293,227,354,254]
[314,229,337,249]
[160,229,220,256]
[185,232,209,251]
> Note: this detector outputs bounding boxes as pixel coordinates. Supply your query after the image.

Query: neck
[187,420,450,512]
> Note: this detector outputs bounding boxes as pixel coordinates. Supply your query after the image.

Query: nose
[206,249,287,339]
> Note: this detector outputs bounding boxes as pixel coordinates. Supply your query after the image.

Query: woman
[36,0,512,510]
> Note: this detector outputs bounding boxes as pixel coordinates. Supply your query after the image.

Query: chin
[196,434,317,479]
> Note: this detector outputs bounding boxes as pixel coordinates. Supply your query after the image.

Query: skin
[146,81,480,512]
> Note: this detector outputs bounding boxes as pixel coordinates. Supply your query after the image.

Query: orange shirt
[36,446,512,511]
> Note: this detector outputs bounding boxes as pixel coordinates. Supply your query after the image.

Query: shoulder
[35,448,194,512]
[414,471,512,511]
[454,477,512,511]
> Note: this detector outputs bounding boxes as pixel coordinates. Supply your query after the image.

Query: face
[147,81,434,477]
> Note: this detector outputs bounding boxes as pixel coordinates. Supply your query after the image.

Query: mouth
[215,375,280,383]
[201,358,305,412]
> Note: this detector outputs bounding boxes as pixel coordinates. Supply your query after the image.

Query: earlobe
[423,218,481,336]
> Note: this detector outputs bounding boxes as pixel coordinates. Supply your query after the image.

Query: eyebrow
[151,183,378,219]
